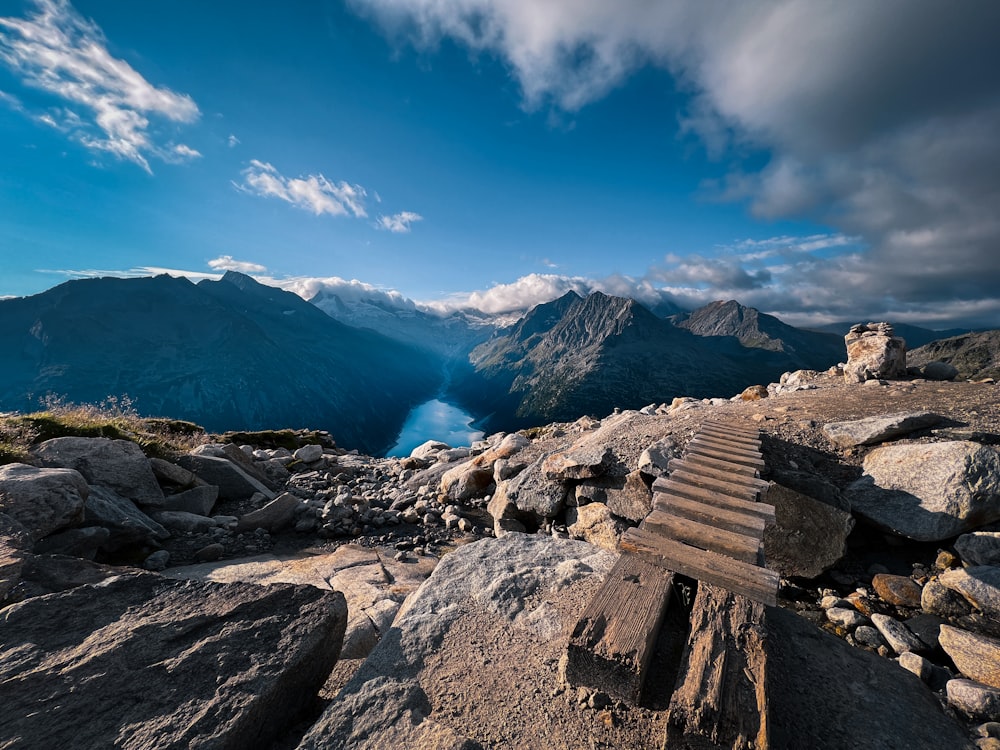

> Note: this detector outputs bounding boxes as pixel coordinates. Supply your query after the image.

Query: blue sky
[2,0,999,328]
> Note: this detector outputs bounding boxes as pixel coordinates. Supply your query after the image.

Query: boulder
[739,384,769,401]
[150,510,217,534]
[0,515,29,602]
[922,578,974,618]
[293,443,324,463]
[542,445,612,480]
[0,463,88,541]
[409,440,450,461]
[297,535,615,749]
[846,441,1000,541]
[474,433,531,465]
[439,461,494,502]
[16,553,120,597]
[235,492,300,532]
[870,613,925,654]
[923,361,960,381]
[940,625,1000,689]
[33,527,110,559]
[822,412,943,448]
[637,437,681,479]
[843,322,907,382]
[32,437,164,508]
[872,574,923,608]
[957,532,1000,566]
[0,574,347,749]
[161,485,219,517]
[491,456,567,520]
[939,566,1000,620]
[948,679,1000,722]
[84,486,170,548]
[177,454,277,502]
[565,502,625,551]
[574,470,651,523]
[763,481,854,578]
[148,457,202,489]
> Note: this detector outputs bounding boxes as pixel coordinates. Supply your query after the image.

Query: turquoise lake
[386,399,484,457]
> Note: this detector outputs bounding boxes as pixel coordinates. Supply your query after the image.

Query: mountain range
[0,273,977,453]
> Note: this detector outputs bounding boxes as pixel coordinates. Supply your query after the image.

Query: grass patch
[0,395,208,465]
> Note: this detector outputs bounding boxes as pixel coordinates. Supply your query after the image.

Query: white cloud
[207,255,267,274]
[227,134,240,148]
[0,0,200,172]
[171,143,201,160]
[377,211,423,233]
[236,160,368,218]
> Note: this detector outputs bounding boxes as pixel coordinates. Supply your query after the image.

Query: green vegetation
[0,395,208,466]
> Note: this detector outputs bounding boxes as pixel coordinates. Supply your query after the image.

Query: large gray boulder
[0,573,347,749]
[84,485,170,550]
[822,412,943,448]
[575,469,651,523]
[843,322,907,382]
[846,441,1000,541]
[0,463,88,541]
[32,437,164,508]
[297,534,615,749]
[939,565,1000,620]
[491,455,567,520]
[177,454,277,502]
[763,481,855,578]
[955,531,1000,566]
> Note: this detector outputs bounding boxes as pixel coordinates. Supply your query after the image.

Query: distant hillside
[0,272,442,454]
[810,321,971,350]
[448,292,832,432]
[908,330,1000,381]
[673,300,843,368]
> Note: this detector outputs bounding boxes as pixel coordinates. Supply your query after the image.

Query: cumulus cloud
[278,275,419,312]
[236,160,368,218]
[349,0,1000,328]
[207,255,267,274]
[227,134,240,148]
[0,0,200,172]
[376,211,423,233]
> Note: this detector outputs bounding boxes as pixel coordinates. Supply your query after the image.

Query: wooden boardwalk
[563,420,778,705]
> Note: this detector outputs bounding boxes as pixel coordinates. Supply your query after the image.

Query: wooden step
[668,459,770,491]
[654,492,767,538]
[685,444,765,470]
[562,553,675,704]
[643,509,761,564]
[621,527,779,607]
[655,482,775,525]
[702,421,761,437]
[657,472,760,503]
[679,452,761,478]
[697,428,761,447]
[689,436,764,458]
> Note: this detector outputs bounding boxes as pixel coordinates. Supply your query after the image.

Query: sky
[2,0,999,329]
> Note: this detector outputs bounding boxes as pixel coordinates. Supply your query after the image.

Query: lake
[386,399,484,457]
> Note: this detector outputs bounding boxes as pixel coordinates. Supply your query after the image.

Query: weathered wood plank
[643,509,761,563]
[562,554,675,704]
[689,436,764,458]
[662,583,770,750]
[656,472,761,504]
[697,428,762,447]
[653,492,767,538]
[655,482,776,526]
[685,444,766,469]
[679,451,761,477]
[702,421,761,437]
[668,458,771,491]
[621,527,779,606]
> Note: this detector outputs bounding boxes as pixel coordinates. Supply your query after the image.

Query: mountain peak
[219,270,259,290]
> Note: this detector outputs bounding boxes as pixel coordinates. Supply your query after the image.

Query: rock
[143,549,170,570]
[948,679,1000,722]
[33,526,111,559]
[846,441,1000,541]
[84,486,170,548]
[923,361,960,381]
[870,613,924,654]
[763,481,854,578]
[899,651,951,690]
[822,412,943,448]
[770,469,850,512]
[0,463,88,541]
[150,510,216,533]
[193,543,225,562]
[843,322,907,383]
[409,440,450,461]
[235,492,300,533]
[937,549,962,569]
[940,566,1000,619]
[905,613,947,650]
[176,454,277,503]
[940,626,1000,689]
[574,470,650,523]
[922,578,974,617]
[872,574,923,608]
[17,553,120,596]
[32,437,164,508]
[542,445,612,480]
[957,532,1000,566]
[475,433,531,464]
[0,574,347,749]
[492,456,567,520]
[440,461,494,502]
[148,457,201,489]
[826,607,867,629]
[0,533,25,602]
[161,485,219,517]
[297,535,614,749]
[565,502,625,551]
[739,384,769,401]
[853,625,886,649]
[293,443,324,463]
[637,437,681,479]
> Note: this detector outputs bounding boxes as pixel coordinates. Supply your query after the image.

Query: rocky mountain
[673,299,844,367]
[449,291,829,432]
[811,320,971,349]
[0,272,441,454]
[908,330,1000,380]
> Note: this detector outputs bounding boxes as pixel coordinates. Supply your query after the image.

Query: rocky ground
[2,364,1000,748]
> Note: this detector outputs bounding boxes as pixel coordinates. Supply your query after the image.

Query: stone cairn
[843,322,907,383]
